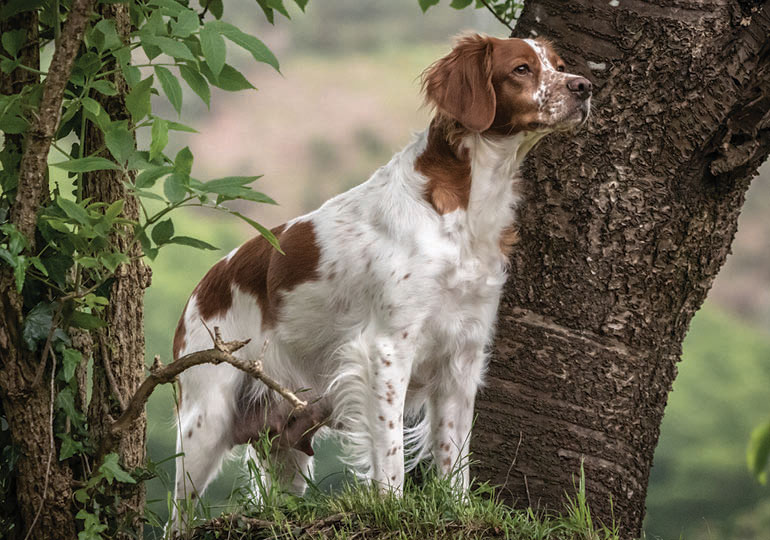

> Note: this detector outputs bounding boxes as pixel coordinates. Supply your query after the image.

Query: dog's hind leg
[169,365,240,532]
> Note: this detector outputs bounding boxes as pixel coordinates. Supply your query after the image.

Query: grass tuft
[186,456,622,540]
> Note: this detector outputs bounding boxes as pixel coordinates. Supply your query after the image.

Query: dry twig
[107,326,307,449]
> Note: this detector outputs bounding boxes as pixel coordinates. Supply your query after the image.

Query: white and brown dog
[170,34,591,522]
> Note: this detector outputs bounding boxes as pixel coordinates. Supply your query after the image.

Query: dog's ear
[423,34,496,132]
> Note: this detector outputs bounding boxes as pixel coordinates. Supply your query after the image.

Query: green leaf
[56,198,91,226]
[199,176,276,204]
[208,21,279,71]
[51,156,121,173]
[100,453,136,484]
[172,9,200,38]
[418,0,440,12]
[167,236,218,250]
[105,124,135,165]
[29,255,48,277]
[151,218,175,245]
[164,172,189,203]
[748,421,770,484]
[80,96,101,116]
[201,0,224,19]
[12,254,26,292]
[202,63,255,92]
[1,29,26,57]
[135,165,173,189]
[0,0,45,20]
[22,302,54,350]
[100,252,129,273]
[1,222,27,254]
[58,433,84,461]
[255,0,276,24]
[91,79,117,96]
[155,66,183,115]
[266,0,290,18]
[94,19,122,51]
[61,348,82,383]
[294,0,309,11]
[150,118,169,161]
[179,64,211,107]
[142,35,196,62]
[200,23,227,77]
[105,199,125,222]
[167,120,199,133]
[232,212,282,253]
[148,0,185,16]
[74,52,102,78]
[56,387,85,424]
[41,253,74,289]
[450,0,473,7]
[125,75,154,123]
[69,311,108,330]
[174,146,194,175]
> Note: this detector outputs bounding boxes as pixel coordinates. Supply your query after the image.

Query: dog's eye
[513,64,530,75]
[557,65,566,72]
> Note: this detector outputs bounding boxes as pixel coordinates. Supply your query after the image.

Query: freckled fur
[168,34,591,531]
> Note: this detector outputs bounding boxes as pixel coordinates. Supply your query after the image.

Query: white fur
[169,36,591,531]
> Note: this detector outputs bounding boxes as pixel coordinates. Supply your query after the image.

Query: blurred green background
[139,1,770,538]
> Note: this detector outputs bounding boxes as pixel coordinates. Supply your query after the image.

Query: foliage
[418,0,522,27]
[0,0,306,535]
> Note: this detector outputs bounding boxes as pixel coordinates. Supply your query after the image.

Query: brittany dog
[169,34,591,526]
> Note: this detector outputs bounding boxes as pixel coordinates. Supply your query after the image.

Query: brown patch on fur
[172,299,190,360]
[190,220,321,330]
[424,34,569,138]
[448,421,455,429]
[499,224,520,258]
[422,34,496,132]
[442,457,452,468]
[193,257,236,321]
[416,117,472,215]
[388,420,395,429]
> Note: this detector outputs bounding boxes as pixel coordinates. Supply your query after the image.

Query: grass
[163,450,621,540]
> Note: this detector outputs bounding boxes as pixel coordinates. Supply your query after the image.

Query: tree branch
[11,0,96,247]
[106,327,307,449]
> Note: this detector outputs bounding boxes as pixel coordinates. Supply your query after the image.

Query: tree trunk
[0,7,78,539]
[472,1,770,537]
[81,3,151,532]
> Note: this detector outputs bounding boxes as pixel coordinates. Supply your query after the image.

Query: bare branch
[106,327,307,449]
[11,0,96,247]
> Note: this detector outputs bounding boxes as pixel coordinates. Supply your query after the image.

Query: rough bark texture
[81,3,151,532]
[11,0,95,248]
[0,4,78,539]
[472,1,770,537]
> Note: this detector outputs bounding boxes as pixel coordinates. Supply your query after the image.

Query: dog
[169,33,591,526]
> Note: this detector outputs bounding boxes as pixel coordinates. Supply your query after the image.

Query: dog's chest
[417,218,507,350]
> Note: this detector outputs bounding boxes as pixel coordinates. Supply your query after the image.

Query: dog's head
[423,34,591,135]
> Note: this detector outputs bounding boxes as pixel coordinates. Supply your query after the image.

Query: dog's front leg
[430,348,486,493]
[368,335,413,493]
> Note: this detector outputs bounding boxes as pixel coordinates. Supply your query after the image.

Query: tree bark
[80,3,151,533]
[472,1,770,537]
[0,3,89,538]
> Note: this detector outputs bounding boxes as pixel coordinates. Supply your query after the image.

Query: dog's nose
[567,77,592,99]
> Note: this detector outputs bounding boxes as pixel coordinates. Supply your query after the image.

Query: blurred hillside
[140,1,770,538]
